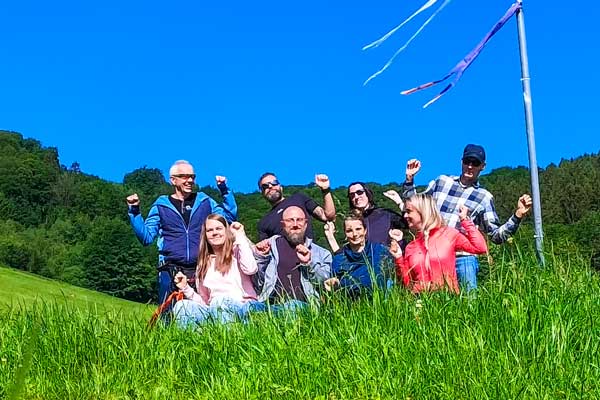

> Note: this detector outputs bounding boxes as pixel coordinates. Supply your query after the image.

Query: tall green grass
[1,249,599,399]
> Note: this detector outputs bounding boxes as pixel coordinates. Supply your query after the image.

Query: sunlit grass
[1,248,600,399]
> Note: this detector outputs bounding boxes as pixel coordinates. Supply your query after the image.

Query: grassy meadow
[1,248,600,399]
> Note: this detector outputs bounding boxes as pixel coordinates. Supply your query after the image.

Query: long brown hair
[196,214,235,280]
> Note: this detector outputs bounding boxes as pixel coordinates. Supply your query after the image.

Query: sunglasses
[462,158,482,167]
[349,189,366,198]
[172,174,196,180]
[260,180,280,191]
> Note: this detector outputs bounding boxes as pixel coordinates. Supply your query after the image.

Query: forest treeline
[1,130,598,302]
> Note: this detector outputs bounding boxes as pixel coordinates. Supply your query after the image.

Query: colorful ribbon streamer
[363,0,452,86]
[401,2,522,108]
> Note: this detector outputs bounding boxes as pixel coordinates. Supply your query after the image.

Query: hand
[388,229,403,242]
[324,277,340,292]
[324,221,336,238]
[458,205,469,221]
[389,240,403,259]
[315,174,330,191]
[174,272,188,290]
[215,176,227,186]
[383,190,403,208]
[515,194,533,218]
[255,239,271,255]
[230,222,245,239]
[405,159,421,183]
[126,193,140,207]
[296,244,311,264]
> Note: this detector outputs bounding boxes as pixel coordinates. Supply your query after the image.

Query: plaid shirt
[402,175,521,244]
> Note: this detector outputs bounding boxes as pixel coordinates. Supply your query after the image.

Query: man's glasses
[282,217,306,225]
[260,180,280,191]
[462,158,482,167]
[172,174,196,180]
[349,189,365,198]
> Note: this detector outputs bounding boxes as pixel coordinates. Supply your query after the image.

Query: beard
[284,229,305,246]
[265,189,283,203]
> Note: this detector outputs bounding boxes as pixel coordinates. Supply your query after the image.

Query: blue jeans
[172,298,266,328]
[455,255,479,292]
[268,299,307,315]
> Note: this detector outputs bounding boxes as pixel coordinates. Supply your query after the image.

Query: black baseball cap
[462,144,486,163]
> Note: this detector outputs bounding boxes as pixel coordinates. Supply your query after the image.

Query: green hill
[0,266,151,315]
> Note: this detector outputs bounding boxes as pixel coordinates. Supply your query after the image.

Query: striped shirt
[402,175,521,244]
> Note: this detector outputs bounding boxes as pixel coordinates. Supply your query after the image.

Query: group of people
[126,144,533,328]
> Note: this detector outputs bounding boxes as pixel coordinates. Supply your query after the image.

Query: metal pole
[516,0,544,265]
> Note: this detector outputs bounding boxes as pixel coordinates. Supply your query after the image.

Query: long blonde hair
[196,214,235,280]
[406,194,445,270]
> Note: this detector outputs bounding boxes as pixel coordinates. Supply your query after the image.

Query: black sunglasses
[349,189,366,198]
[260,180,280,191]
[462,158,482,167]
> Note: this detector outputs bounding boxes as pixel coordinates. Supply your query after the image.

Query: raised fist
[215,176,227,186]
[173,272,188,290]
[230,222,245,238]
[296,244,311,264]
[255,239,271,255]
[315,174,330,191]
[458,205,470,221]
[405,159,421,183]
[126,194,140,206]
[515,194,533,218]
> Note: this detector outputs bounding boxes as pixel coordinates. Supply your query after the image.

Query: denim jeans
[267,299,307,316]
[455,255,479,292]
[172,298,265,329]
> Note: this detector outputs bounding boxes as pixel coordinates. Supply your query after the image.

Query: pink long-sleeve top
[182,239,258,305]
[395,219,487,294]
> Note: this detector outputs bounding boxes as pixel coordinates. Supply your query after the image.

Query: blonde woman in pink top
[173,214,265,327]
[390,194,487,294]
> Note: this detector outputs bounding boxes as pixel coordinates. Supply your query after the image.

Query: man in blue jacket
[126,160,237,305]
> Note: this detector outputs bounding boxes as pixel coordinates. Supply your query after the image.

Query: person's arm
[127,199,161,246]
[235,238,259,275]
[211,176,238,222]
[174,272,206,305]
[300,245,332,284]
[455,206,488,254]
[312,174,336,222]
[323,221,340,253]
[230,222,258,275]
[481,194,531,244]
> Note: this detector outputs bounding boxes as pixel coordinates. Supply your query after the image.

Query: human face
[460,157,485,186]
[348,184,370,211]
[403,200,423,232]
[344,220,366,250]
[170,164,196,197]
[205,218,227,248]
[281,206,307,245]
[260,174,283,204]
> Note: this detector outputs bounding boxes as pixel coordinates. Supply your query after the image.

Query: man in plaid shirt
[401,144,532,291]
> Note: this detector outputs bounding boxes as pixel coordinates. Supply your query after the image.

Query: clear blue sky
[1,0,597,193]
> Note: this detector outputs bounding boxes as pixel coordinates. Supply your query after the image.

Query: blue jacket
[332,241,393,298]
[128,189,237,266]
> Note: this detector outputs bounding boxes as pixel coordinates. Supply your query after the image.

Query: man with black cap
[401,144,532,291]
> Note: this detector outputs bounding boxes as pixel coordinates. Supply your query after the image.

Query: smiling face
[344,219,366,250]
[170,162,196,198]
[204,218,227,249]
[403,200,423,232]
[259,174,283,204]
[348,184,370,211]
